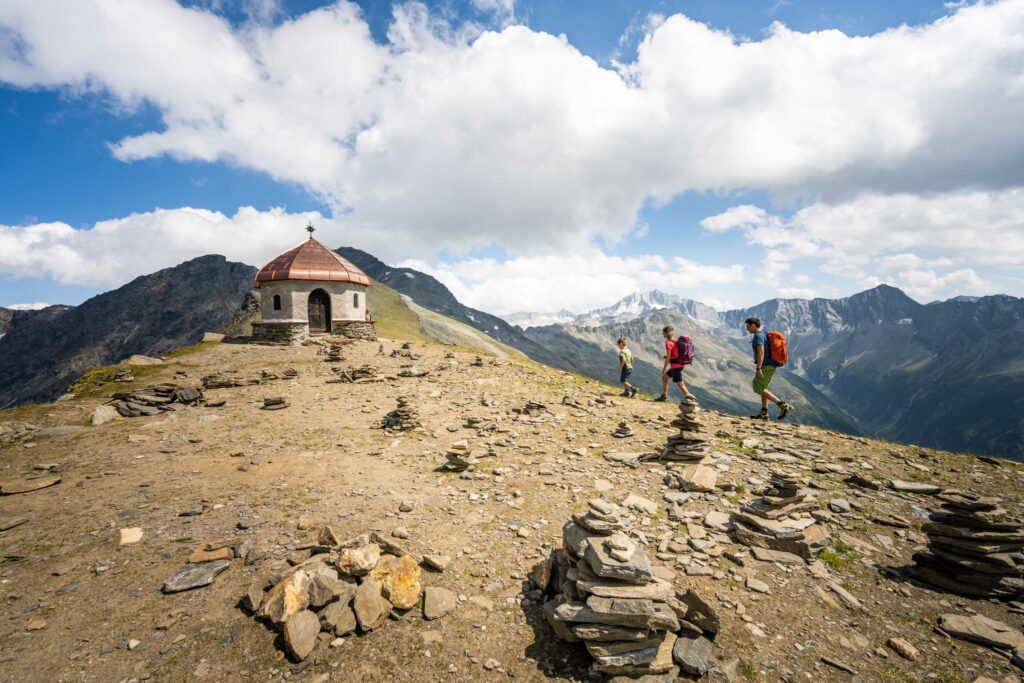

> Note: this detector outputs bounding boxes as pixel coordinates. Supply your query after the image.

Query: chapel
[250,225,376,344]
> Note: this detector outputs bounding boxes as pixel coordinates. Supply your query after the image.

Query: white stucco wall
[259,280,367,323]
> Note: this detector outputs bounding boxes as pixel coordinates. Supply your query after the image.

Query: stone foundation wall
[331,320,377,340]
[251,322,308,345]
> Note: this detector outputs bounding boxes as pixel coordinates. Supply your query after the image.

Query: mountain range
[0,256,256,408]
[1,248,1021,460]
[508,286,1024,460]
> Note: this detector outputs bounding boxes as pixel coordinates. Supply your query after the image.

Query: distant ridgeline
[1,247,1021,461]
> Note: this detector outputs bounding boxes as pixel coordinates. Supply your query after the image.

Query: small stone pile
[398,366,430,378]
[391,342,419,359]
[328,365,379,384]
[114,367,134,382]
[520,400,548,418]
[470,355,485,367]
[612,420,635,438]
[323,342,344,363]
[246,530,456,662]
[464,415,498,432]
[261,396,289,411]
[110,385,204,417]
[441,440,498,473]
[730,470,828,559]
[660,396,709,463]
[913,492,1024,600]
[379,396,422,432]
[535,502,720,679]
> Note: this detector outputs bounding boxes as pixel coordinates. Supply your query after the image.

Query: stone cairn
[261,396,289,411]
[660,396,708,463]
[471,355,485,367]
[730,470,828,559]
[913,492,1024,600]
[328,365,379,384]
[441,440,498,473]
[245,529,455,662]
[533,501,720,679]
[391,342,419,360]
[322,342,344,363]
[114,367,134,383]
[110,385,204,417]
[611,421,635,439]
[379,396,422,432]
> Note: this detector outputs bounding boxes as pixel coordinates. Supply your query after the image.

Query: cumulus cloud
[703,188,1024,270]
[700,188,1024,302]
[0,207,332,287]
[401,250,745,314]
[1,0,1023,257]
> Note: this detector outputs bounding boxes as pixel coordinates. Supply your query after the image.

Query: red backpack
[673,335,694,366]
[765,331,788,366]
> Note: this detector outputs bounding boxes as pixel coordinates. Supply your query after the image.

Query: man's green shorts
[753,365,777,394]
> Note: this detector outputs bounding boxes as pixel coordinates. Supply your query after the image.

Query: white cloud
[864,268,989,302]
[401,250,745,314]
[4,301,50,310]
[704,188,1024,269]
[0,206,339,287]
[700,187,1024,301]
[1,1,1022,259]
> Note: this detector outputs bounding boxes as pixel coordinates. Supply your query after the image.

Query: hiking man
[745,317,793,420]
[616,338,639,398]
[655,325,695,402]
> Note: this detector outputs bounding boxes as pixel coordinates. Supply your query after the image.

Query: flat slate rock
[938,613,1024,652]
[283,609,320,661]
[0,517,30,531]
[162,559,231,593]
[584,534,653,585]
[750,546,805,565]
[0,476,61,495]
[672,634,715,676]
[889,479,942,494]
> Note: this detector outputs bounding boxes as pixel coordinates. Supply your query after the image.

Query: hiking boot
[778,402,794,421]
[629,387,639,398]
[749,408,769,421]
[654,394,668,402]
[620,390,630,397]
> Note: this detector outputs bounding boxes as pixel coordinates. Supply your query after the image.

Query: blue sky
[1,0,1022,313]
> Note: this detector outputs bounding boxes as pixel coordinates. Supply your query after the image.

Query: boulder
[336,543,380,576]
[353,578,391,631]
[90,405,120,426]
[423,586,456,620]
[370,554,422,610]
[283,610,319,661]
[258,570,310,624]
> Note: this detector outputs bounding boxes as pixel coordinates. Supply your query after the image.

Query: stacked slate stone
[730,470,828,559]
[913,492,1024,600]
[110,385,204,417]
[114,367,134,383]
[442,440,479,472]
[535,501,719,679]
[379,396,422,432]
[612,421,635,438]
[323,343,344,363]
[658,396,709,464]
[522,400,548,417]
[328,365,380,384]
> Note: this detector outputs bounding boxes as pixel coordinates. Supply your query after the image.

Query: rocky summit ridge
[1,324,1024,683]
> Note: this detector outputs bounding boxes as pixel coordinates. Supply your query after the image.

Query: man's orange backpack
[765,331,788,366]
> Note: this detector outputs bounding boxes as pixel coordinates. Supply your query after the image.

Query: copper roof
[255,237,371,286]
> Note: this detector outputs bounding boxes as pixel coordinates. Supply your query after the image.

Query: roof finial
[305,222,316,238]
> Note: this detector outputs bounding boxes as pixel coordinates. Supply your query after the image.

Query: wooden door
[308,289,330,332]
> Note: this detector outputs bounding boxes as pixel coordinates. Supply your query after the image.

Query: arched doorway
[308,289,331,333]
